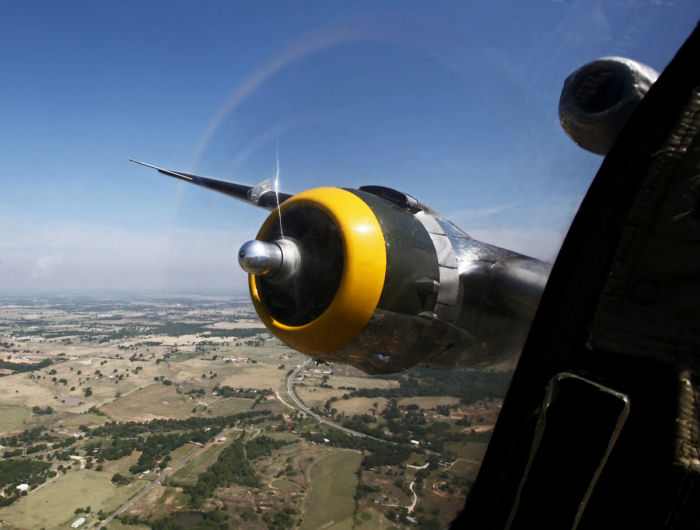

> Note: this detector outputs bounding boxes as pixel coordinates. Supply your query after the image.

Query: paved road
[101,362,439,527]
[286,361,392,444]
[98,426,236,528]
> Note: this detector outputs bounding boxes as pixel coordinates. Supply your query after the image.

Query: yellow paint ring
[249,187,386,355]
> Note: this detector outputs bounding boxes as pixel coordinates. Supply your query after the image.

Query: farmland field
[0,471,145,529]
[167,437,235,486]
[300,450,362,530]
[0,294,508,529]
[0,404,31,434]
[399,396,461,409]
[333,397,388,416]
[101,384,197,421]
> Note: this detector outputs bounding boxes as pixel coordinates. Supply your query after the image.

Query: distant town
[0,294,509,529]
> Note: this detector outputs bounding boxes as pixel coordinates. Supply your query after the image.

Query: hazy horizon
[1,2,697,291]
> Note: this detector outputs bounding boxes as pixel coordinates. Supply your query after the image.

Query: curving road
[408,479,418,513]
[286,361,392,444]
[101,361,399,527]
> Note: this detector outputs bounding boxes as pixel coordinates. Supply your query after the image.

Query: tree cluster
[89,410,275,438]
[348,367,511,404]
[184,441,259,506]
[213,385,272,399]
[0,458,51,506]
[0,358,52,375]
[245,435,292,460]
[129,430,210,474]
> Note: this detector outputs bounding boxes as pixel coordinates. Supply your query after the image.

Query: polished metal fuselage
[329,204,551,374]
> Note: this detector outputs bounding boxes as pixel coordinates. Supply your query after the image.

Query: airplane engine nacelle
[239,186,550,374]
[559,56,658,155]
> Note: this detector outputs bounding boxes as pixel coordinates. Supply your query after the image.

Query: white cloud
[31,254,64,278]
[0,216,256,292]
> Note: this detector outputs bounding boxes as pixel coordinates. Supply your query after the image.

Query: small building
[16,484,29,492]
[71,517,86,528]
[410,439,420,446]
[218,436,227,443]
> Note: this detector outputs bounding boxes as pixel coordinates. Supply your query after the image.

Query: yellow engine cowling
[249,187,388,356]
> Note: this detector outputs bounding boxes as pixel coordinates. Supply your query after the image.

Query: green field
[106,519,150,530]
[160,443,203,481]
[168,357,290,392]
[0,373,59,409]
[98,451,142,476]
[445,441,488,460]
[56,411,109,430]
[167,437,234,486]
[333,397,387,416]
[206,397,254,416]
[0,403,31,434]
[101,384,195,421]
[0,471,145,530]
[217,364,288,390]
[328,375,400,390]
[261,431,298,442]
[299,450,362,530]
[399,396,461,408]
[355,507,397,530]
[295,386,344,408]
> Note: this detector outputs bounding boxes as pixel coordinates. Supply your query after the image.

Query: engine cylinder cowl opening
[257,206,344,327]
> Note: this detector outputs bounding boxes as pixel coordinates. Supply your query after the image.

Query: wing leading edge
[128,159,292,210]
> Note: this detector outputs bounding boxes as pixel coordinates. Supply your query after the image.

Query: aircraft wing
[130,158,550,375]
[128,159,292,210]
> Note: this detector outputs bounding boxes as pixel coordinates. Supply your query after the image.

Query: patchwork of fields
[0,295,508,529]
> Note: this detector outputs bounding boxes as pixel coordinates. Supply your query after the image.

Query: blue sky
[1,1,697,292]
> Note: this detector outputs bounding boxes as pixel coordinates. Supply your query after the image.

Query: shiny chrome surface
[238,238,303,284]
[271,238,302,283]
[327,203,551,374]
[238,240,283,277]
